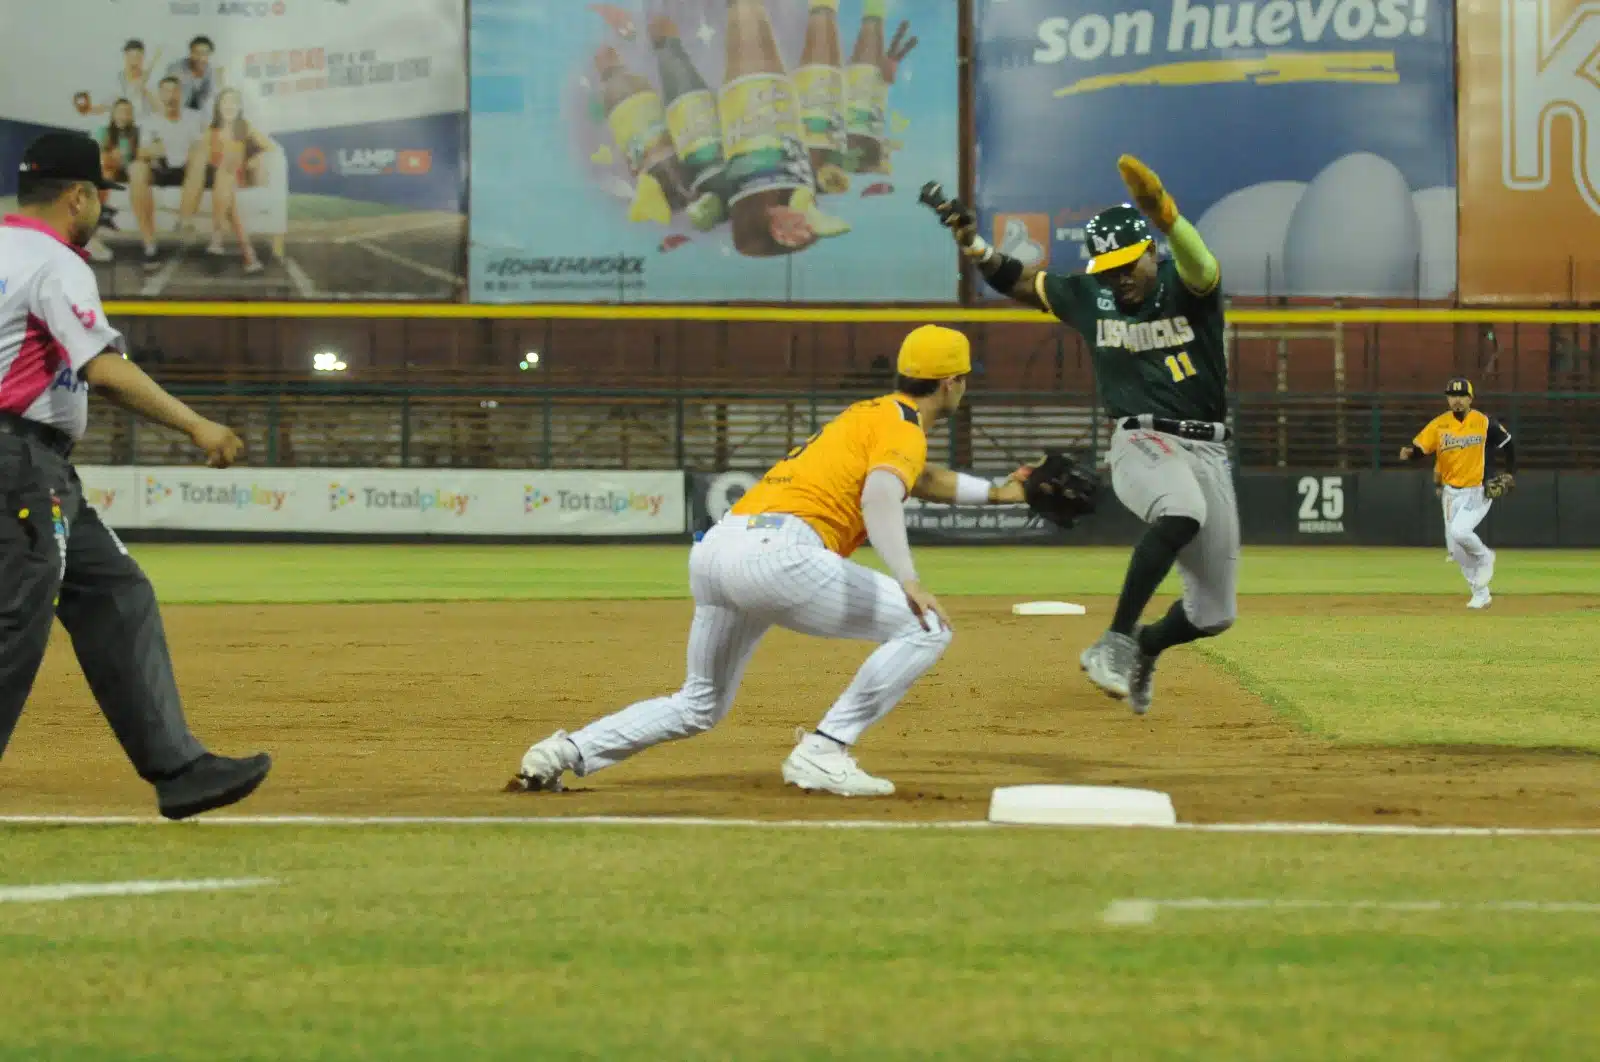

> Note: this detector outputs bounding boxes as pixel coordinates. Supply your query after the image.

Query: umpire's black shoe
[156,752,272,821]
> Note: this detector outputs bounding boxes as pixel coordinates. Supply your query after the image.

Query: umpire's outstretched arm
[82,353,242,467]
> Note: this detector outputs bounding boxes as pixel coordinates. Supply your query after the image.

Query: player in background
[932,156,1237,715]
[1400,377,1515,608]
[513,326,1029,796]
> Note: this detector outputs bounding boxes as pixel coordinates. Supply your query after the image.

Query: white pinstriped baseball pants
[568,513,953,775]
[1441,485,1493,588]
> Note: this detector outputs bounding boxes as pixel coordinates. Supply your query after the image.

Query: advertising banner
[1458,0,1600,303]
[973,0,1458,299]
[468,0,959,303]
[75,467,686,536]
[0,0,467,300]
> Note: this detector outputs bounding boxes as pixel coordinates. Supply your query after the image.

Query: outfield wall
[78,466,1600,549]
[693,471,1600,550]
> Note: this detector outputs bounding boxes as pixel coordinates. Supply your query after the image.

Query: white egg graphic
[1194,181,1306,297]
[1283,152,1420,297]
[1412,187,1458,300]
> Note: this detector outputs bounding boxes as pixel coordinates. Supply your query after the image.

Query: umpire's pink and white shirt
[0,215,124,440]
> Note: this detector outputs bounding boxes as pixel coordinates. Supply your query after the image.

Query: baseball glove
[1014,450,1100,530]
[1485,473,1515,499]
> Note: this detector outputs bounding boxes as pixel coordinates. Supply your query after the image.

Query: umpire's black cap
[1445,376,1474,398]
[18,132,124,191]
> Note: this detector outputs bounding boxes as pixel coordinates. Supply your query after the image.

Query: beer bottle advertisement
[469,0,957,303]
[794,0,849,193]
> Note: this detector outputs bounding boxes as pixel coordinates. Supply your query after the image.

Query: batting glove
[1117,154,1180,233]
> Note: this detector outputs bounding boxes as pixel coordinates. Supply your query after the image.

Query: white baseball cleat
[782,730,894,796]
[1467,588,1492,609]
[515,730,580,792]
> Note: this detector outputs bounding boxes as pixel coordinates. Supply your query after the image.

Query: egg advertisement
[973,0,1458,299]
[469,0,960,303]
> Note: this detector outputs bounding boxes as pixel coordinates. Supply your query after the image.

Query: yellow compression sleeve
[1166,216,1219,295]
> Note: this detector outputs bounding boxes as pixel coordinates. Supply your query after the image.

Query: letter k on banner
[1460,0,1600,302]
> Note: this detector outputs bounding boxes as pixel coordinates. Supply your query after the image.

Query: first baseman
[515,326,1028,796]
[0,132,271,819]
[934,156,1238,715]
[1400,377,1516,608]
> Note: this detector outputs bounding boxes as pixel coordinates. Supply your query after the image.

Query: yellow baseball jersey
[731,393,928,556]
[1414,410,1510,488]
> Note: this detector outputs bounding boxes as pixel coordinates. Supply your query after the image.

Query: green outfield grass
[1204,615,1600,749]
[124,543,1600,604]
[6,827,1599,1062]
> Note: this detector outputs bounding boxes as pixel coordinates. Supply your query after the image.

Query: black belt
[1121,415,1231,443]
[0,411,74,458]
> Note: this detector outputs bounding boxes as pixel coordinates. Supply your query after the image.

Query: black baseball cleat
[156,752,272,821]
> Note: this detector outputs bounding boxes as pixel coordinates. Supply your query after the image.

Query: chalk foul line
[1,816,1599,836]
[0,877,277,904]
[1102,897,1600,925]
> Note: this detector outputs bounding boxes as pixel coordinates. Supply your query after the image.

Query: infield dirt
[6,596,1599,826]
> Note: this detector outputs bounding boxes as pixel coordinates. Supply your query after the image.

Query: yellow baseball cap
[897,325,971,380]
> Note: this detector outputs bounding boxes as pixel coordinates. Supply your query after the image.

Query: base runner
[931,156,1238,715]
[1400,377,1516,609]
[513,326,1028,796]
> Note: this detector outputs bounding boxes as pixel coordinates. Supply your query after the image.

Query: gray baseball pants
[1107,426,1240,632]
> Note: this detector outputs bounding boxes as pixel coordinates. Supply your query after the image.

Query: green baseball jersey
[1038,258,1228,422]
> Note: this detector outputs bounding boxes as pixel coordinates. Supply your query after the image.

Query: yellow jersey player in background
[1400,377,1517,608]
[514,325,1028,797]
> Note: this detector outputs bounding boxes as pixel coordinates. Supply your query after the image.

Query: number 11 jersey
[1035,257,1229,423]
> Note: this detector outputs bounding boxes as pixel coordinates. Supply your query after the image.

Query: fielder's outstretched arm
[912,463,1026,506]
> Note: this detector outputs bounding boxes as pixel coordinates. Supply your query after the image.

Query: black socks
[1110,516,1201,636]
[1137,598,1213,656]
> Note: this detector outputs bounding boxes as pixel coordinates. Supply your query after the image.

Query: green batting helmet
[1084,204,1154,274]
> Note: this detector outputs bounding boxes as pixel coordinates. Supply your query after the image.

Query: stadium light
[313,351,348,373]
[518,351,541,371]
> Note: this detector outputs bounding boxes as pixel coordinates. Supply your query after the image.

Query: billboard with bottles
[468,0,959,303]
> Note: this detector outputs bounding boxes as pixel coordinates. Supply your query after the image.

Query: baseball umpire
[929,156,1239,716]
[0,131,270,819]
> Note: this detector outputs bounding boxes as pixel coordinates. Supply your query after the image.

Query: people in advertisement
[128,76,211,271]
[167,35,226,115]
[513,325,1029,797]
[97,99,142,187]
[14,3,468,299]
[0,131,271,821]
[77,39,162,122]
[203,87,279,273]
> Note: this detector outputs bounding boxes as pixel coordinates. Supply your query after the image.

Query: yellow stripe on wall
[99,301,1600,325]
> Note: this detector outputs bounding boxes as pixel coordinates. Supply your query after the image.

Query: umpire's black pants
[0,431,204,777]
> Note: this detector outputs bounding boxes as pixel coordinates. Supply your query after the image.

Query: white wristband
[963,235,995,262]
[954,473,992,506]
